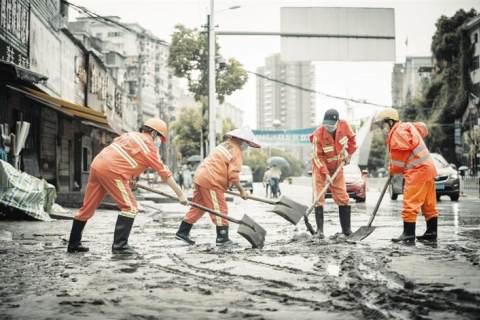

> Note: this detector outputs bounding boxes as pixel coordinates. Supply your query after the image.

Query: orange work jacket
[387,122,437,185]
[194,140,243,191]
[309,120,357,174]
[92,132,172,180]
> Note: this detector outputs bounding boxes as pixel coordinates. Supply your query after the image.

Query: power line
[64,0,139,35]
[247,70,391,108]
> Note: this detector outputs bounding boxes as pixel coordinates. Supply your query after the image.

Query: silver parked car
[389,153,460,201]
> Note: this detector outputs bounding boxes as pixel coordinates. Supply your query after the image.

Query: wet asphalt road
[0,178,479,320]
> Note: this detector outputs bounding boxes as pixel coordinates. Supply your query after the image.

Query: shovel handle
[305,160,345,218]
[225,190,277,205]
[366,175,393,227]
[137,184,243,225]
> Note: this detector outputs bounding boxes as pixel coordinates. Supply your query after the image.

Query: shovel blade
[278,196,307,212]
[271,204,303,225]
[237,214,266,249]
[349,226,376,242]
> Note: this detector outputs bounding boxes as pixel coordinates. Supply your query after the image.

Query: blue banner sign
[253,127,316,146]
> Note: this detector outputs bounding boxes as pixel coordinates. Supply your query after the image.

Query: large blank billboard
[281,7,395,62]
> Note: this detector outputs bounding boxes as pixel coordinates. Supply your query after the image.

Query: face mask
[325,124,337,133]
[240,142,249,151]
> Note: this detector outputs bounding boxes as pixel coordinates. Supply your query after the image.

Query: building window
[473,56,480,71]
[108,32,122,37]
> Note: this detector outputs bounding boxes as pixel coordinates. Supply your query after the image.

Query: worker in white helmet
[175,127,261,246]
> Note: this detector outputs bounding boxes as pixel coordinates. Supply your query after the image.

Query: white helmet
[224,127,261,148]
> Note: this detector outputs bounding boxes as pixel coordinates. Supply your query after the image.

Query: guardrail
[461,176,479,197]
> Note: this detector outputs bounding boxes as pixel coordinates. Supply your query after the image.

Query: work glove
[240,189,249,200]
[129,179,138,191]
[178,193,188,206]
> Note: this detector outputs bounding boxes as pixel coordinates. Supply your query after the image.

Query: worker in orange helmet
[309,109,357,239]
[175,127,261,246]
[374,108,438,243]
[67,118,188,254]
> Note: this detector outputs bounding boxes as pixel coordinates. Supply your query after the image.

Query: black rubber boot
[216,226,234,246]
[112,215,137,254]
[417,217,437,241]
[392,222,416,243]
[67,219,90,253]
[175,221,195,245]
[315,206,324,239]
[339,205,352,236]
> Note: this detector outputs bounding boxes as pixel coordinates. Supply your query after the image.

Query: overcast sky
[69,0,479,128]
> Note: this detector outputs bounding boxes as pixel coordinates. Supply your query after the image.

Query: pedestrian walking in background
[269,165,282,198]
[175,127,261,247]
[176,166,184,190]
[263,167,271,198]
[374,108,438,244]
[67,118,188,255]
[310,108,357,239]
[182,164,193,190]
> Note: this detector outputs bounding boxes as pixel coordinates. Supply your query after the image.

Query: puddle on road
[325,264,340,276]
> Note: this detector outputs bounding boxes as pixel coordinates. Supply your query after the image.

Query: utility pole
[208,0,216,155]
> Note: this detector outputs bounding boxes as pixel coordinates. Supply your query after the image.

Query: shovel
[304,160,345,235]
[349,175,393,241]
[225,191,306,225]
[137,184,266,248]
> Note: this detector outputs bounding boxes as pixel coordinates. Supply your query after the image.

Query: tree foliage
[400,8,477,164]
[168,24,248,104]
[170,106,203,158]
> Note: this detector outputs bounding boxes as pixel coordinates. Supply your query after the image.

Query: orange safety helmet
[144,118,168,142]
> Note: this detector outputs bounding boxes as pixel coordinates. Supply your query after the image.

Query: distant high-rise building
[391,56,433,107]
[256,54,315,130]
[256,54,315,161]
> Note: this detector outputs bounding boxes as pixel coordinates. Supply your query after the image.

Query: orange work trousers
[184,184,228,226]
[313,168,349,206]
[74,167,138,221]
[402,179,438,223]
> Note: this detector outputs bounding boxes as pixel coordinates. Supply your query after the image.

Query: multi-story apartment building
[256,53,315,160]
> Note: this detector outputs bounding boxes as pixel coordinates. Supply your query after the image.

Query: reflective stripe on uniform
[111,143,138,168]
[327,155,339,162]
[406,154,431,169]
[130,133,149,154]
[339,136,348,146]
[217,145,233,161]
[115,179,136,213]
[390,159,406,168]
[312,136,323,168]
[119,211,137,219]
[323,146,334,153]
[209,190,223,225]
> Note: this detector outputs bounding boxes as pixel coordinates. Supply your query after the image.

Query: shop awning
[6,85,110,127]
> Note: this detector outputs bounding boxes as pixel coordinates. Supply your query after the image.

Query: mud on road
[1,180,480,319]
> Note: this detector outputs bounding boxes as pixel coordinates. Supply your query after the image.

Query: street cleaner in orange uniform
[310,109,357,239]
[374,108,438,243]
[175,128,261,246]
[67,118,188,254]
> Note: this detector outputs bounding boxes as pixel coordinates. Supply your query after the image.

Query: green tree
[400,9,476,164]
[170,106,203,158]
[367,130,387,172]
[168,24,248,103]
[168,24,248,153]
